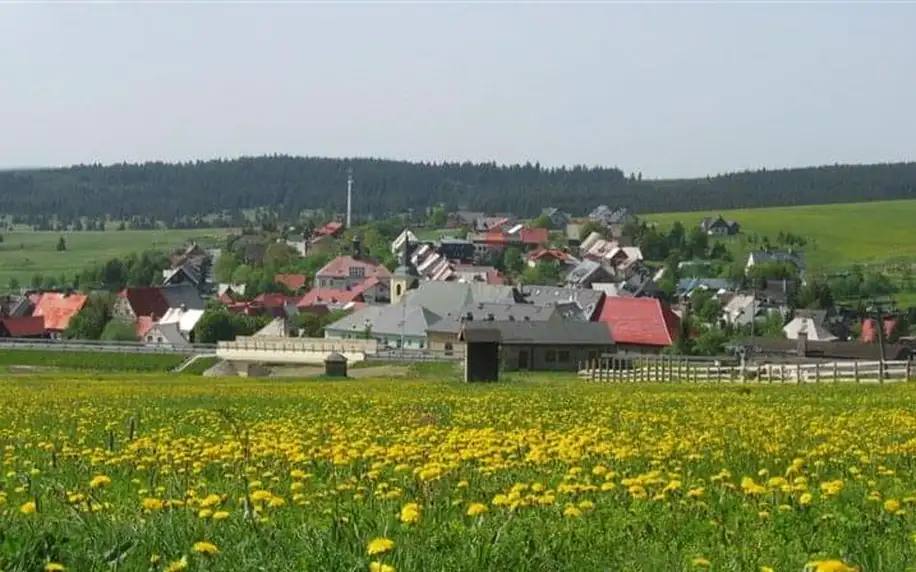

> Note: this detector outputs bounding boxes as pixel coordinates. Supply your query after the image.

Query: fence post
[854,361,860,383]
[815,362,820,384]
[908,356,914,382]
[879,360,885,384]
[833,362,838,383]
[796,363,802,384]
[780,364,786,384]
[642,356,648,383]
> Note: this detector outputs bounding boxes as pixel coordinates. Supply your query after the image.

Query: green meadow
[647,199,916,271]
[0,228,232,287]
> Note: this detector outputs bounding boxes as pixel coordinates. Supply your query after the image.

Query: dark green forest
[1,156,914,227]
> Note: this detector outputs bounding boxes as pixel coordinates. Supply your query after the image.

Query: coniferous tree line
[0,156,914,225]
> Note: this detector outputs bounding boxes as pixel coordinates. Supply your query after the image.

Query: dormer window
[349,267,365,278]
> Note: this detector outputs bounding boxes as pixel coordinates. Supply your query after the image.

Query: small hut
[458,324,501,382]
[324,352,348,378]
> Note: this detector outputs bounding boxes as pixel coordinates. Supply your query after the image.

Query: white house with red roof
[595,297,681,352]
[314,237,392,293]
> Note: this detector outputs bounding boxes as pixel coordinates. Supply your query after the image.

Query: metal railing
[0,338,217,355]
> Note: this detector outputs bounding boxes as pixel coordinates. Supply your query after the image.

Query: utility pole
[346,168,354,229]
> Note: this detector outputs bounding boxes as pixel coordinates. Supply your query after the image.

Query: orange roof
[275,273,308,291]
[526,247,572,263]
[519,227,549,245]
[33,292,88,331]
[297,287,364,308]
[596,297,680,347]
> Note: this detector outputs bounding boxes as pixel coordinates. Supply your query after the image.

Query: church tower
[390,231,420,305]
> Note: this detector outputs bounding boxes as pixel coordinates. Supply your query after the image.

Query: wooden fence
[580,355,916,384]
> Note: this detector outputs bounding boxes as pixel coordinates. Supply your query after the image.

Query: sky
[1,2,915,179]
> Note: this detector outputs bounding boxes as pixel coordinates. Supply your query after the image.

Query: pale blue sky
[1,2,914,178]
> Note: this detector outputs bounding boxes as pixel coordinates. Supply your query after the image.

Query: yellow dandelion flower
[20,501,36,515]
[884,499,902,514]
[804,560,858,572]
[692,557,711,568]
[213,510,230,521]
[367,537,395,555]
[563,506,582,518]
[165,557,188,572]
[399,502,420,524]
[44,564,65,571]
[89,475,111,489]
[369,562,396,572]
[192,541,219,555]
[466,503,488,517]
[799,493,813,506]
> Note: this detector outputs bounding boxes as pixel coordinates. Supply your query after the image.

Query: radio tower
[346,168,354,229]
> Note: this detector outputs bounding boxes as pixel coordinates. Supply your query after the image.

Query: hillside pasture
[0,228,232,287]
[647,199,916,271]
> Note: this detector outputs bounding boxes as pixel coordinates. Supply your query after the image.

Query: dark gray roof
[428,302,569,334]
[161,284,205,311]
[514,285,605,320]
[461,320,614,346]
[589,205,631,225]
[402,281,516,317]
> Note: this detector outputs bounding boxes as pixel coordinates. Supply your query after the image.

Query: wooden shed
[458,324,502,382]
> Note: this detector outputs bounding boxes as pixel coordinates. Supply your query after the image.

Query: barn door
[518,349,530,370]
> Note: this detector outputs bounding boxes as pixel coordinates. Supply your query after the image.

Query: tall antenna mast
[346,167,354,229]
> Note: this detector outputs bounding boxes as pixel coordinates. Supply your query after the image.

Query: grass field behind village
[646,199,916,271]
[0,228,232,287]
[0,375,911,571]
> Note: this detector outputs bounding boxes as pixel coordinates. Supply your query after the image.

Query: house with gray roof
[324,304,441,350]
[565,259,614,289]
[514,284,605,320]
[400,281,518,317]
[460,320,615,371]
[427,301,583,356]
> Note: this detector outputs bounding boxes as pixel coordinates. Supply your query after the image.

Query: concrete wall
[217,336,377,365]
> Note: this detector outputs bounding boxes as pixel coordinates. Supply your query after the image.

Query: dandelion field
[1,376,915,571]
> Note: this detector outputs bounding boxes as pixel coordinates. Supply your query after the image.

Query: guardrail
[0,338,217,355]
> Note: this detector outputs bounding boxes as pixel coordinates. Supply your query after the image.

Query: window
[444,342,454,356]
[558,350,571,363]
[349,266,366,278]
[396,339,402,349]
[396,284,402,296]
[419,340,425,349]
[545,349,557,363]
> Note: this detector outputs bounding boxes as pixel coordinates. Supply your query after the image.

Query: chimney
[796,329,808,357]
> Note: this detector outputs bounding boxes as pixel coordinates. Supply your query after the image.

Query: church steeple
[390,230,419,305]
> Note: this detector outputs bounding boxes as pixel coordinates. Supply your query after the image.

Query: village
[0,203,912,377]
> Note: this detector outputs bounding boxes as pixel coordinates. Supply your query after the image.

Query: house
[314,221,345,238]
[746,251,806,276]
[0,295,33,318]
[160,284,205,312]
[452,265,504,285]
[252,293,300,319]
[217,283,247,301]
[514,285,606,321]
[0,316,48,339]
[588,206,634,237]
[526,248,578,269]
[437,239,475,262]
[284,234,309,257]
[324,304,440,350]
[518,227,550,248]
[426,301,576,355]
[160,306,206,340]
[162,262,202,288]
[253,316,297,338]
[476,216,517,233]
[459,320,615,372]
[723,294,758,327]
[391,229,420,255]
[32,292,89,339]
[861,318,898,343]
[297,287,366,313]
[595,296,680,352]
[274,273,309,292]
[676,278,733,299]
[700,216,740,236]
[540,207,571,230]
[447,210,485,229]
[113,287,171,321]
[142,321,190,348]
[784,310,838,342]
[401,281,518,319]
[565,259,614,289]
[314,237,392,292]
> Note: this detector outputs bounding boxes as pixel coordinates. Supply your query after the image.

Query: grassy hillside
[647,199,916,271]
[0,228,232,287]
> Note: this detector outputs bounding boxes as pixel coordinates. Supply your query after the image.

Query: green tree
[685,227,709,260]
[499,246,526,277]
[193,308,238,343]
[519,262,562,286]
[8,277,20,292]
[101,319,139,342]
[531,213,553,229]
[214,252,240,283]
[65,293,114,340]
[426,206,447,227]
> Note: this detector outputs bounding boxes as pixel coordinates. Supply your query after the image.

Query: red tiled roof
[861,318,897,343]
[526,247,572,263]
[118,287,170,319]
[481,231,510,245]
[33,293,89,332]
[596,297,680,347]
[253,293,298,308]
[520,227,549,245]
[315,221,344,237]
[297,287,364,308]
[0,316,46,337]
[349,277,380,295]
[316,255,392,280]
[274,273,308,291]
